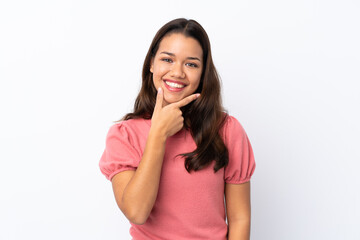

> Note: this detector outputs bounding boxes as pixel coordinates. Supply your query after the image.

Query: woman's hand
[150,87,200,138]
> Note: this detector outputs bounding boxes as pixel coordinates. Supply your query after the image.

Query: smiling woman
[99,18,256,240]
[150,34,203,106]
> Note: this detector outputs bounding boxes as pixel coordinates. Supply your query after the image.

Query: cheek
[153,64,169,77]
[152,76,161,90]
[191,72,202,89]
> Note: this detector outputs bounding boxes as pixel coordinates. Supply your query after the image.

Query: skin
[111,33,251,239]
[150,33,203,107]
[111,89,200,225]
[226,181,251,240]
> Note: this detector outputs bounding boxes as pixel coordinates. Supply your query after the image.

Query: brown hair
[117,18,229,173]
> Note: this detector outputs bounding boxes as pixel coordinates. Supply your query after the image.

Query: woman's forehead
[157,33,203,59]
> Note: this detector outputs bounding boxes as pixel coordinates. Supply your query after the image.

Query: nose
[170,63,185,79]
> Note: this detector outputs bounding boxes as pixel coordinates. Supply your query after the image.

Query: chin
[163,97,177,105]
[164,93,181,103]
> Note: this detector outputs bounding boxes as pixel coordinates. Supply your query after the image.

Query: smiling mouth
[164,80,186,89]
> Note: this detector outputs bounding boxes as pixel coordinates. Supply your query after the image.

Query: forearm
[122,129,167,224]
[228,220,251,240]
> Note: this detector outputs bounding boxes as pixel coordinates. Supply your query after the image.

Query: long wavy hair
[116,18,229,173]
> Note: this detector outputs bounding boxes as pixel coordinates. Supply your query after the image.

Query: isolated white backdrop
[1,0,359,239]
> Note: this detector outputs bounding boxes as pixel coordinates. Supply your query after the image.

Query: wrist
[148,127,167,143]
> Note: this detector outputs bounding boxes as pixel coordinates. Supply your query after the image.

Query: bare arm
[111,87,200,225]
[112,129,166,225]
[225,181,251,240]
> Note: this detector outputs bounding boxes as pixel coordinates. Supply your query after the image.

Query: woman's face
[150,33,203,107]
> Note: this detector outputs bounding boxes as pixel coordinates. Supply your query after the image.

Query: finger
[154,87,163,112]
[175,93,200,108]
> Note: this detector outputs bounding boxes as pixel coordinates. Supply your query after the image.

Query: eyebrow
[160,51,201,62]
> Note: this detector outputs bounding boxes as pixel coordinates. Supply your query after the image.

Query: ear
[150,57,154,73]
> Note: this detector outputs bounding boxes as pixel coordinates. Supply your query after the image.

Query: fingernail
[158,87,162,93]
[196,93,201,98]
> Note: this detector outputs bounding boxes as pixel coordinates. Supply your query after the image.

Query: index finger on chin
[175,93,200,108]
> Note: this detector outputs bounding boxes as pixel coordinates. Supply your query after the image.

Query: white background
[1,0,359,239]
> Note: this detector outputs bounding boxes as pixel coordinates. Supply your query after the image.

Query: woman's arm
[111,129,167,225]
[111,88,200,225]
[225,181,251,240]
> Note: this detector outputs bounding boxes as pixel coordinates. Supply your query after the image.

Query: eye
[161,58,173,63]
[186,62,198,68]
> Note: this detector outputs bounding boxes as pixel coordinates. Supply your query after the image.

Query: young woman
[99,18,256,240]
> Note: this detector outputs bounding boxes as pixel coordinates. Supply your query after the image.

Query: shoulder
[110,118,150,133]
[223,114,243,128]
[222,114,246,132]
[106,118,151,140]
[220,113,247,142]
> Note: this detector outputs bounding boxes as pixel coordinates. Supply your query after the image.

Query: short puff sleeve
[99,122,140,181]
[223,116,256,184]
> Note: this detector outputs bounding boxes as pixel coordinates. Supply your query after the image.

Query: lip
[163,79,188,86]
[163,79,186,92]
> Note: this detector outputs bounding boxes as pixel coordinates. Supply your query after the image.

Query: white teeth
[165,81,185,88]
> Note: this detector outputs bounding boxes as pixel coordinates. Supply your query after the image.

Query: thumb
[154,87,163,112]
